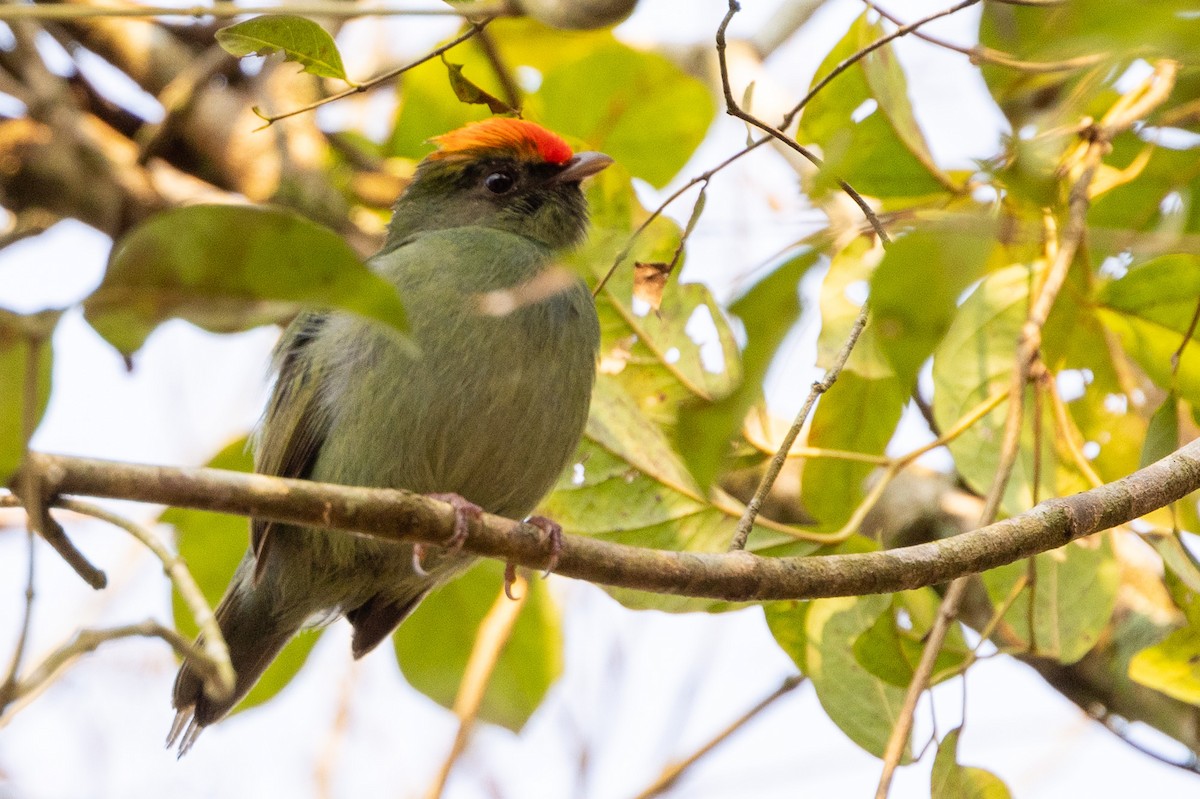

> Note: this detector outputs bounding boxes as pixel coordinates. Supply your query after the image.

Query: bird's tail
[167,555,300,756]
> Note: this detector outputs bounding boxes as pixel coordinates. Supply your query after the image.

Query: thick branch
[15,442,1200,601]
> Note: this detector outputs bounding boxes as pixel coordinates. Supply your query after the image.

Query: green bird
[169,118,609,753]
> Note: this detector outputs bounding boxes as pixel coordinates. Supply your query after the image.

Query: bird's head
[386,118,612,251]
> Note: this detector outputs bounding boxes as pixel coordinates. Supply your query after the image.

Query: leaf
[632,261,671,311]
[528,42,714,188]
[1129,625,1200,706]
[216,14,352,83]
[981,534,1120,664]
[1096,254,1200,406]
[932,266,1090,516]
[798,14,956,200]
[869,228,994,389]
[806,594,910,759]
[85,205,408,357]
[163,438,322,715]
[764,600,810,673]
[442,56,515,114]
[394,561,561,731]
[932,727,1013,799]
[676,247,823,489]
[801,370,906,530]
[0,309,58,485]
[1141,393,1180,468]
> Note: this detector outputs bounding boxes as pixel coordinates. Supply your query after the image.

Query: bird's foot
[524,515,563,577]
[413,493,483,576]
[504,562,520,600]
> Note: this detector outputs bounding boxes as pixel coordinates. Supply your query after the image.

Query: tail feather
[168,557,301,754]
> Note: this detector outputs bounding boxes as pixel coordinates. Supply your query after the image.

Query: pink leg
[411,493,483,576]
[525,515,563,577]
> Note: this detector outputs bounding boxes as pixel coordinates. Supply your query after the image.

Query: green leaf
[1141,393,1180,468]
[676,247,823,489]
[982,534,1120,664]
[0,309,58,485]
[806,594,909,759]
[801,370,906,530]
[164,437,321,715]
[932,727,1013,799]
[394,561,562,731]
[765,600,810,673]
[528,42,714,188]
[442,56,515,114]
[1096,254,1200,406]
[798,14,956,200]
[932,265,1090,515]
[85,205,408,357]
[1129,625,1200,706]
[216,14,352,83]
[869,228,994,389]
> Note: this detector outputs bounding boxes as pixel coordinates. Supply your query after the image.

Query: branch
[0,620,205,726]
[254,20,492,125]
[0,2,510,21]
[632,675,804,799]
[9,440,1200,602]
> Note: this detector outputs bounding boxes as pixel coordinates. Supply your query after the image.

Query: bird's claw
[525,515,563,578]
[411,543,431,577]
[429,492,483,552]
[504,562,519,600]
[413,493,483,576]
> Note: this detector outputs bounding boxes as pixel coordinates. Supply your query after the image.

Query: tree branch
[8,441,1199,602]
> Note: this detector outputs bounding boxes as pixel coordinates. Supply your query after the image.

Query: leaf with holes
[216,14,352,83]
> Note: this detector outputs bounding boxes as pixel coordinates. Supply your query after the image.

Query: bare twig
[255,20,492,126]
[863,1,1106,74]
[598,0,975,294]
[0,2,509,21]
[0,620,205,726]
[1171,297,1200,376]
[631,675,804,799]
[729,306,869,550]
[54,498,235,700]
[425,574,528,799]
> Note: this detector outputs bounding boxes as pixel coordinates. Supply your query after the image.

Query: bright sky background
[1,1,1197,797]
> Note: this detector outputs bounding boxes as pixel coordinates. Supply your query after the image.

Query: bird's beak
[553,151,614,183]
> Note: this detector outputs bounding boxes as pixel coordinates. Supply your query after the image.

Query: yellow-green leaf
[216,14,351,83]
[0,309,58,484]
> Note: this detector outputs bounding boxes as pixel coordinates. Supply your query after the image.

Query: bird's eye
[483,171,516,194]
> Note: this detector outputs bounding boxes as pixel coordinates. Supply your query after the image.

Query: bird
[168,117,609,754]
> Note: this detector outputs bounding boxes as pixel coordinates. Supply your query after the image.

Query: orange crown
[429,118,574,165]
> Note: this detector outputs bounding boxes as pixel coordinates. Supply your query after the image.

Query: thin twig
[1171,297,1200,376]
[716,1,893,243]
[729,306,869,551]
[256,20,492,126]
[631,675,804,799]
[863,1,1106,74]
[0,2,510,21]
[0,620,203,726]
[873,59,1180,799]
[53,498,235,700]
[599,0,972,295]
[425,573,528,799]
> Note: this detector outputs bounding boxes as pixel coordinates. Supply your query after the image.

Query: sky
[1,1,1198,797]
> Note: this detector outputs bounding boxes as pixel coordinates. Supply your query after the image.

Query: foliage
[3,2,1200,793]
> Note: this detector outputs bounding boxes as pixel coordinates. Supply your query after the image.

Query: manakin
[169,118,609,753]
